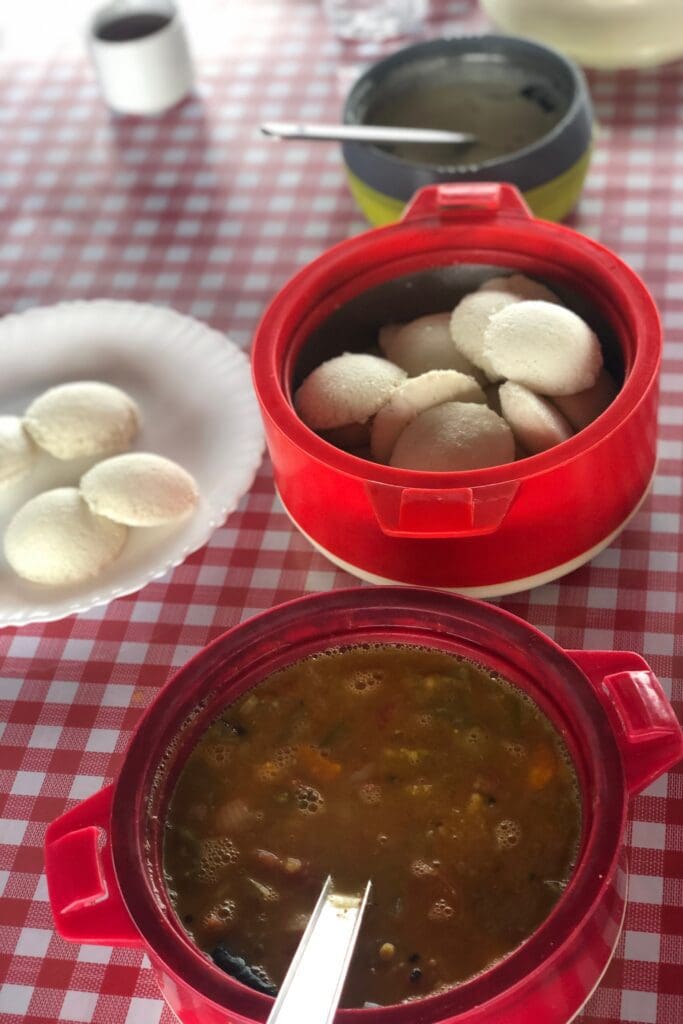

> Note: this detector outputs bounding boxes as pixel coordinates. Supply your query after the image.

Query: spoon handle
[266,876,372,1024]
[261,121,477,145]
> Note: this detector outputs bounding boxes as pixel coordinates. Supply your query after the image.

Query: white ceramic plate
[0,300,265,627]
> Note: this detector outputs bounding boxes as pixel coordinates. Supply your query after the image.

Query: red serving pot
[251,183,661,597]
[45,588,682,1024]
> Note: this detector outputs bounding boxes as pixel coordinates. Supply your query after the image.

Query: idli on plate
[24,380,140,460]
[370,369,486,464]
[483,301,603,396]
[0,415,37,487]
[4,486,127,585]
[80,452,199,527]
[390,401,515,472]
[294,352,406,432]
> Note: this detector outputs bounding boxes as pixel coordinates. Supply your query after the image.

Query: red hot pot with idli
[45,588,682,1024]
[250,183,661,597]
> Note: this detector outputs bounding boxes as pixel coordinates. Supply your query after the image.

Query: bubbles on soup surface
[256,746,297,782]
[254,882,279,903]
[204,743,232,767]
[503,741,526,761]
[347,669,384,694]
[217,898,236,920]
[428,899,455,921]
[411,859,437,878]
[251,964,276,989]
[359,783,382,805]
[466,726,487,746]
[275,745,297,767]
[295,783,324,814]
[495,819,522,849]
[197,837,239,881]
[256,762,280,782]
[204,897,236,927]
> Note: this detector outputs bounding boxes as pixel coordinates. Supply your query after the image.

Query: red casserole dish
[251,183,661,596]
[45,587,682,1024]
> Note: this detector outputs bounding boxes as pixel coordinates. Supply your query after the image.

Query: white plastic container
[481,0,683,70]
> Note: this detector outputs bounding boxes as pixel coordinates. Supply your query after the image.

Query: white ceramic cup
[88,0,194,116]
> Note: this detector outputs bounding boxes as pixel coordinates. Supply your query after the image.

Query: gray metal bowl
[342,34,593,223]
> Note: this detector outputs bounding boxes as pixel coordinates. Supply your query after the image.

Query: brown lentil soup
[164,645,581,1007]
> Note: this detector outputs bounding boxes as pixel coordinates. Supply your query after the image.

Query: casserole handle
[365,479,520,538]
[44,784,140,946]
[567,650,683,795]
[401,182,533,221]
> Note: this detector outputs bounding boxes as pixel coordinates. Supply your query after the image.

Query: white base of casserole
[279,471,654,598]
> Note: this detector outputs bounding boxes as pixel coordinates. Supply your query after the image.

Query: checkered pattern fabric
[0,2,681,1023]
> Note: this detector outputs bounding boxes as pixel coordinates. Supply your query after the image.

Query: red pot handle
[567,650,683,796]
[365,479,520,538]
[44,784,140,946]
[401,182,533,222]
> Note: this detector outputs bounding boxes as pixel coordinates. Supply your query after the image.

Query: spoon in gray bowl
[261,121,477,146]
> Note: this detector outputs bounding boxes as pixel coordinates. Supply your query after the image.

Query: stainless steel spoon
[266,876,372,1024]
[261,122,477,145]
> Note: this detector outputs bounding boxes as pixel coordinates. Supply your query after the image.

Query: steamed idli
[483,302,603,396]
[499,381,574,455]
[484,384,502,416]
[4,486,127,585]
[390,401,515,472]
[449,291,521,381]
[378,324,400,354]
[320,422,371,451]
[379,313,485,381]
[371,370,486,464]
[80,452,199,527]
[479,273,562,305]
[0,415,37,487]
[295,353,406,431]
[24,381,140,460]
[553,368,618,430]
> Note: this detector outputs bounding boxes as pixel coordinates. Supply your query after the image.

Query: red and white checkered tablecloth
[0,2,681,1023]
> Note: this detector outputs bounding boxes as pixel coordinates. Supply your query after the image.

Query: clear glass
[322,0,427,42]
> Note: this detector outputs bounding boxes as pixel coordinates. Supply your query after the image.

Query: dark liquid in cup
[95,12,170,42]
